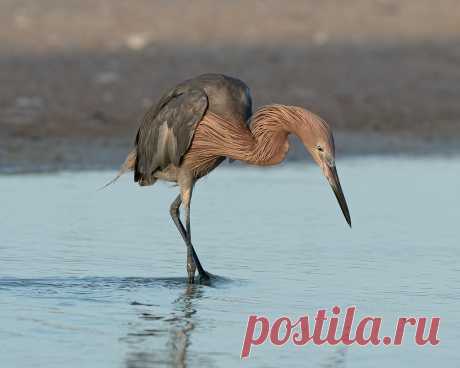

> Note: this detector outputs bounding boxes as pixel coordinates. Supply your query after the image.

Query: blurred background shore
[1,0,459,172]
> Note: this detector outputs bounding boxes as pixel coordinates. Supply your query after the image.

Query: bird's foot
[186,271,196,284]
[186,263,196,284]
[187,275,195,284]
[186,271,211,284]
[196,270,211,284]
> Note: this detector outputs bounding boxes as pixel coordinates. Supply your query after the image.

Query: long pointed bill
[323,164,352,227]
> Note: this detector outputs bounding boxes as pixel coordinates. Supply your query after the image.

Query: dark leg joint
[169,196,181,218]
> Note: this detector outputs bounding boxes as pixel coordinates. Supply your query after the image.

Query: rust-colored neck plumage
[245,104,309,165]
[185,105,312,174]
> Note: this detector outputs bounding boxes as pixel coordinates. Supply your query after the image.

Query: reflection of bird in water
[320,347,347,368]
[106,73,351,283]
[167,284,201,367]
[125,283,203,368]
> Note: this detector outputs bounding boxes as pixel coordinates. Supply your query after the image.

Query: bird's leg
[181,185,210,282]
[169,195,195,282]
[169,194,209,283]
[182,197,197,283]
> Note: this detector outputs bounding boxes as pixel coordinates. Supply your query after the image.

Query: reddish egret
[106,74,351,283]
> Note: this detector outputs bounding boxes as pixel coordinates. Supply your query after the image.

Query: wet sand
[1,0,460,172]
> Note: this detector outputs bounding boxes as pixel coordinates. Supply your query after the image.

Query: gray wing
[134,89,208,185]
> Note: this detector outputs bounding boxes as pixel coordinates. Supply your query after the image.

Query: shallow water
[1,157,459,367]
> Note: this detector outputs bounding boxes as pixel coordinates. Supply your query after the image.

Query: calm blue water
[1,157,459,367]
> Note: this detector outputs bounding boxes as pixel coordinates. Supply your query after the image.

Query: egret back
[134,74,252,185]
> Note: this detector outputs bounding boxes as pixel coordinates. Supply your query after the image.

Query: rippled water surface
[1,157,459,367]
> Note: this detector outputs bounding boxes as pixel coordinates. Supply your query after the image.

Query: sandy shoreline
[1,132,458,174]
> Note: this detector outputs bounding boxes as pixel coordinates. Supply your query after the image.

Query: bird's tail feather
[99,149,136,190]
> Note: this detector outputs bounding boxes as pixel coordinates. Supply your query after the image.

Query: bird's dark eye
[317,145,323,152]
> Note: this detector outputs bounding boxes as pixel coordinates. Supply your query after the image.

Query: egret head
[293,107,352,227]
